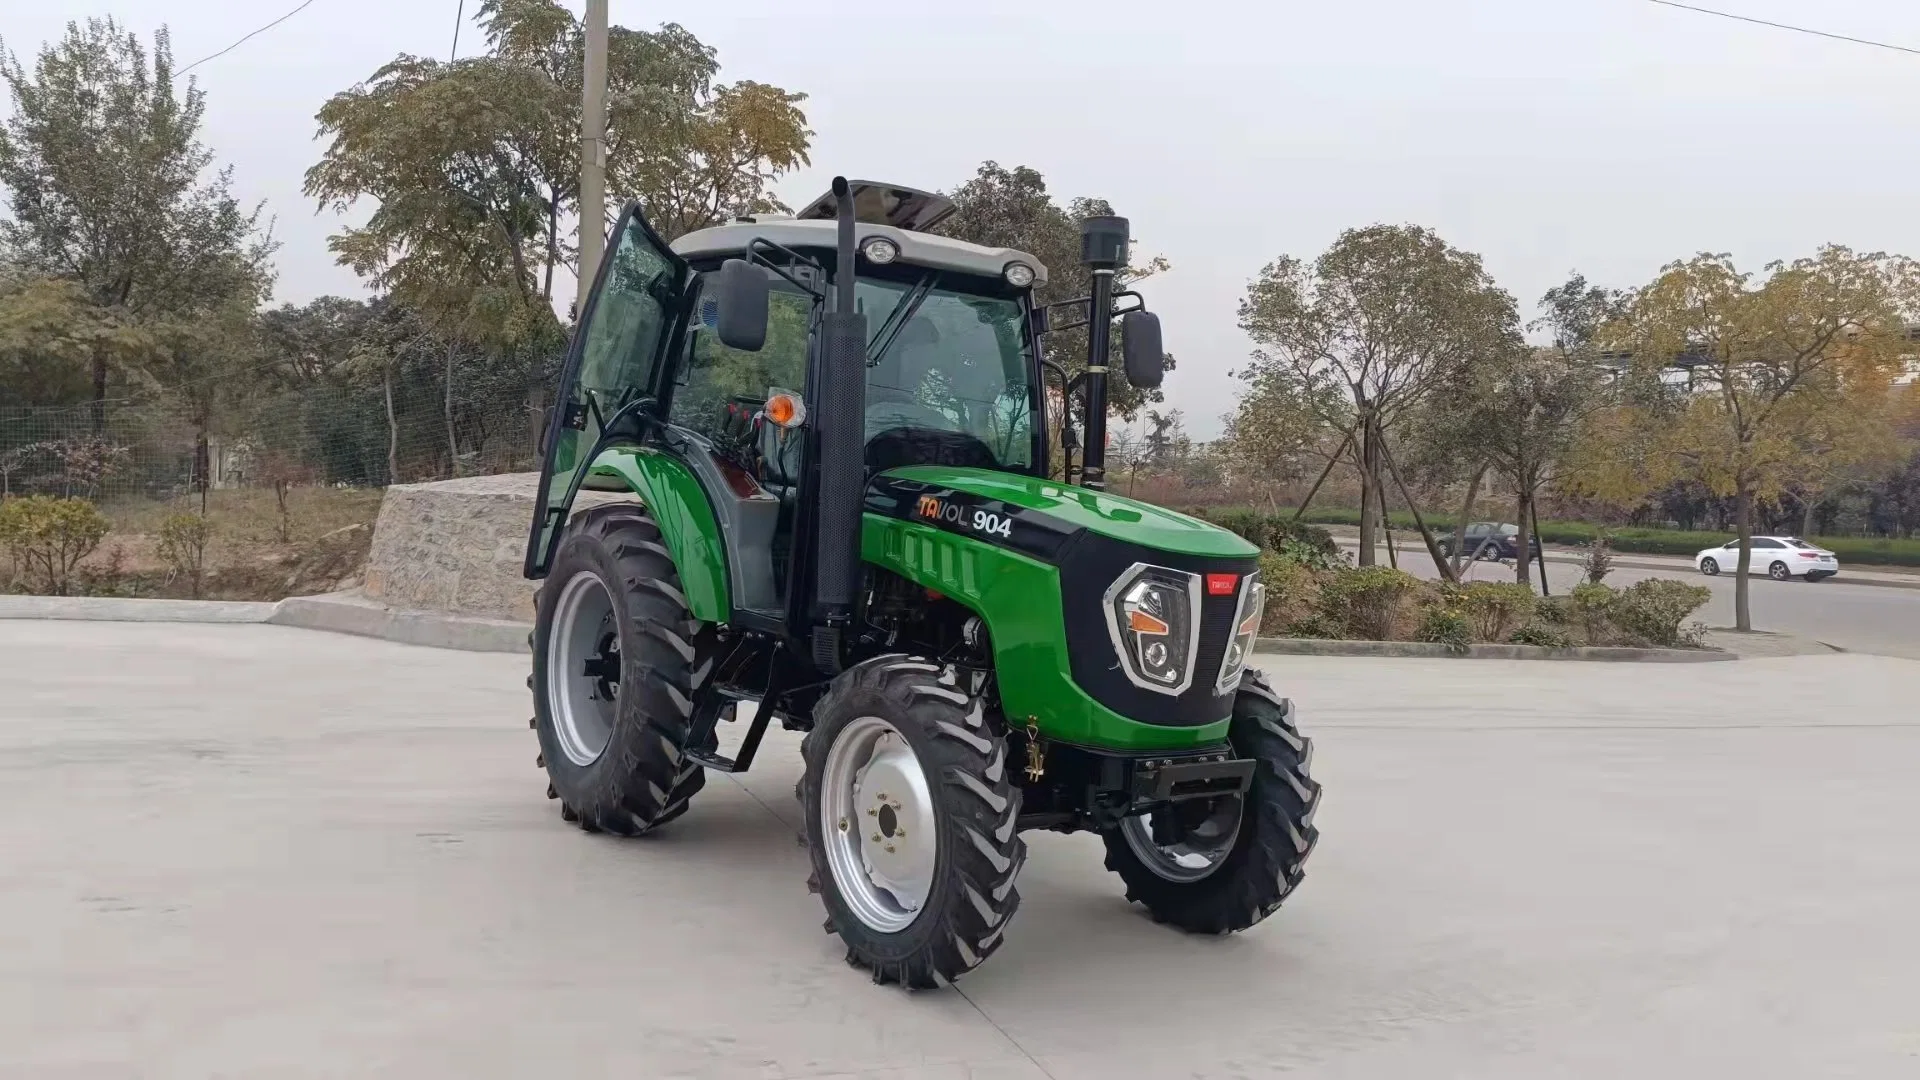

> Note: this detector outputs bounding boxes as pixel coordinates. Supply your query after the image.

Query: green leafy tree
[0,18,273,418]
[936,162,1172,420]
[1574,247,1914,630]
[1235,224,1523,566]
[306,0,809,344]
[0,275,149,407]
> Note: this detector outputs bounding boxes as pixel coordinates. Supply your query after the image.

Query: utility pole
[577,0,609,298]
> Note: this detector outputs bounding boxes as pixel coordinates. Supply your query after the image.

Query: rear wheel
[1700,557,1719,576]
[531,504,718,835]
[1769,560,1791,581]
[1103,670,1320,933]
[801,655,1024,988]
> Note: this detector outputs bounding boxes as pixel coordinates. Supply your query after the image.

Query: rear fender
[583,446,732,623]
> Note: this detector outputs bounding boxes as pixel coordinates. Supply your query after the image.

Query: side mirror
[712,259,769,351]
[1120,310,1164,389]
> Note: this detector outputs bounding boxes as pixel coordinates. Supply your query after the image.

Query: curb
[1253,636,1734,663]
[268,592,530,653]
[0,595,278,624]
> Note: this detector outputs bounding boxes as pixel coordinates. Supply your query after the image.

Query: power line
[1641,0,1920,57]
[179,0,322,75]
[451,0,465,62]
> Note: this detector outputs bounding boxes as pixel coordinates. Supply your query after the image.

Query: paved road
[1341,541,1920,659]
[6,621,1920,1077]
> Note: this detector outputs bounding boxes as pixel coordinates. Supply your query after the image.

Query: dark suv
[1435,521,1543,562]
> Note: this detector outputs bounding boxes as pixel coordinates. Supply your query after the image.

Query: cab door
[524,203,689,577]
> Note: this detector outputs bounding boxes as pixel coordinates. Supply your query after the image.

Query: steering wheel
[865,398,954,435]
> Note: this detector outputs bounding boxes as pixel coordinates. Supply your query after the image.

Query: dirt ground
[71,486,383,601]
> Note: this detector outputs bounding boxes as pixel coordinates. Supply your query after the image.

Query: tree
[306,0,809,342]
[0,275,148,407]
[254,296,379,388]
[1580,247,1914,630]
[1444,343,1606,587]
[937,162,1172,421]
[1235,224,1523,566]
[0,18,273,419]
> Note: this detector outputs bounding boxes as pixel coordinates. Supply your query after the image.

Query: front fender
[585,446,732,623]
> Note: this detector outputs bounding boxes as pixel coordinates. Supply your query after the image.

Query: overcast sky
[7,0,1920,437]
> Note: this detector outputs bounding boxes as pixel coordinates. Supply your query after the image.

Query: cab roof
[670,217,1050,287]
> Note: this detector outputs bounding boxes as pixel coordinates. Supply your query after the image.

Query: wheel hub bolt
[872,833,883,842]
[884,844,896,853]
[838,818,848,832]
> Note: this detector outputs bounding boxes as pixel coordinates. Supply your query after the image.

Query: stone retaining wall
[361,472,633,622]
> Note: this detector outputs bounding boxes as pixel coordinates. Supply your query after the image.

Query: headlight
[862,237,900,264]
[1215,575,1265,694]
[1102,563,1200,695]
[1003,261,1036,288]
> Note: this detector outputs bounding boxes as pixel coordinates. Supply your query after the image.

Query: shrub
[157,512,215,599]
[1458,581,1537,642]
[1510,623,1573,649]
[1610,578,1712,647]
[1206,510,1343,568]
[1283,612,1343,639]
[1579,530,1616,584]
[1318,565,1422,640]
[1534,595,1574,626]
[1257,553,1323,632]
[1415,606,1472,653]
[1569,582,1618,644]
[0,495,111,596]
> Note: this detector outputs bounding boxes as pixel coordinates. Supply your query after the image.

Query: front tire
[531,504,718,835]
[1700,557,1719,576]
[1103,669,1320,934]
[801,656,1024,989]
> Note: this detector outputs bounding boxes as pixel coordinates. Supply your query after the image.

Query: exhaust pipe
[1077,215,1128,491]
[812,176,866,666]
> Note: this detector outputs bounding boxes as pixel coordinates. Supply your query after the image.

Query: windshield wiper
[866,274,937,368]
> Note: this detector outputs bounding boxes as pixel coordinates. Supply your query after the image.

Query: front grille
[1193,590,1239,690]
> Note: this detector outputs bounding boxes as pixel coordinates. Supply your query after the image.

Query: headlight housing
[1102,563,1201,695]
[1215,574,1265,694]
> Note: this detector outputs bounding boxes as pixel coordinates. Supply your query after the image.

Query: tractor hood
[871,465,1257,560]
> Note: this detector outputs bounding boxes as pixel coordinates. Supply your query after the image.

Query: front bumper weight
[1131,756,1254,803]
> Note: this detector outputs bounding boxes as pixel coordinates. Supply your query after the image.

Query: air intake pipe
[811,176,866,666]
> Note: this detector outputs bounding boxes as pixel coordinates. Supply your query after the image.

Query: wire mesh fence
[0,382,550,509]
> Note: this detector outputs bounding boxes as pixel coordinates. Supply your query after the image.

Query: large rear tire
[1102,669,1320,933]
[531,504,718,835]
[800,656,1024,989]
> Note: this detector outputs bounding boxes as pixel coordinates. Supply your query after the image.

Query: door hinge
[560,400,589,431]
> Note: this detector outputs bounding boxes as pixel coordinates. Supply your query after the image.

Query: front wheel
[801,656,1025,988]
[531,504,717,835]
[1103,670,1320,934]
[1700,557,1720,576]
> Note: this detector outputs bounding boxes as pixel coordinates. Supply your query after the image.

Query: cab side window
[669,285,811,440]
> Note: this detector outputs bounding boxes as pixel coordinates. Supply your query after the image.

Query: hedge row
[1229,506,1920,569]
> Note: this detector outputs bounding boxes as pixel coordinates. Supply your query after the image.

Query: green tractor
[524,177,1320,988]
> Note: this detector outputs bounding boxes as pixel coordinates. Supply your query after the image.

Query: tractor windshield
[858,275,1037,472]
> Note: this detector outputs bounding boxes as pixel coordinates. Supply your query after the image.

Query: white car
[1694,536,1840,582]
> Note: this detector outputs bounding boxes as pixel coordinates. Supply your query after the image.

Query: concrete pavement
[6,621,1920,1077]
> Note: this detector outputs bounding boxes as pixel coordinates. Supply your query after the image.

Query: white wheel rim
[547,570,619,767]
[1121,796,1244,884]
[819,716,937,933]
